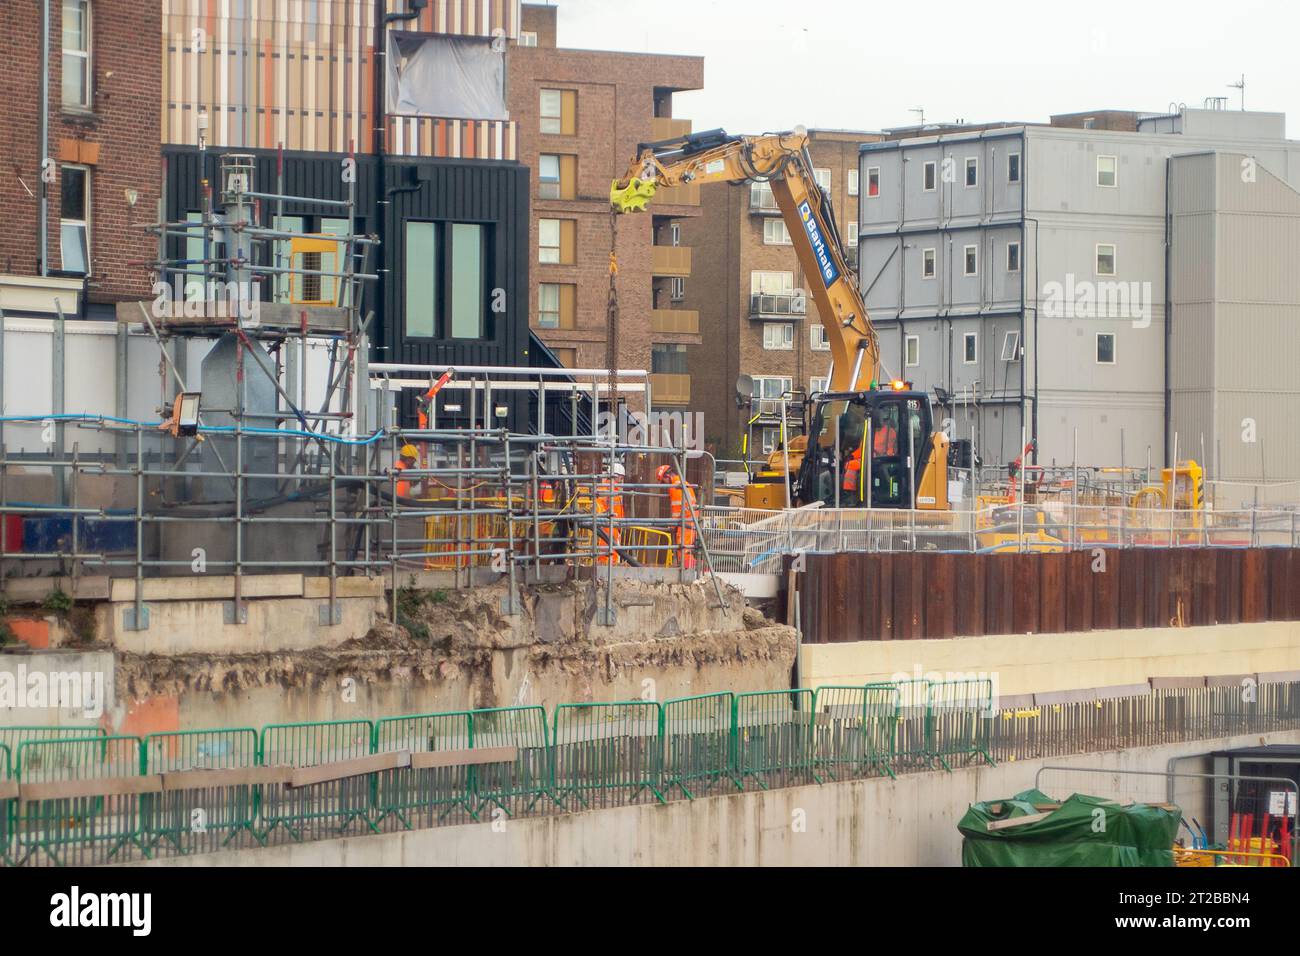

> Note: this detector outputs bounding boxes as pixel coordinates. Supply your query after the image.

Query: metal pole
[1169,431,1178,548]
[779,396,792,509]
[53,298,66,504]
[1071,427,1078,551]
[1018,423,1026,553]
[133,425,144,630]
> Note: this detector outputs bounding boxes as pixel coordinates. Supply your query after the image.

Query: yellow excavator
[612,127,951,510]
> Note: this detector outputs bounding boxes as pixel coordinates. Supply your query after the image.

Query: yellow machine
[613,129,951,511]
[1131,460,1205,511]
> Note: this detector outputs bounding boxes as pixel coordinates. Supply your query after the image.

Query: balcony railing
[652,309,700,335]
[749,292,806,318]
[651,245,692,277]
[749,184,781,214]
[649,373,691,405]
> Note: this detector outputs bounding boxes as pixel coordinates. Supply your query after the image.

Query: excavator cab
[798,386,941,509]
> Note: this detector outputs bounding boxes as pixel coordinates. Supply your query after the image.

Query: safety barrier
[2,676,1299,865]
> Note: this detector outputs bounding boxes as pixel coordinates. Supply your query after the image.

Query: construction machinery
[612,128,951,511]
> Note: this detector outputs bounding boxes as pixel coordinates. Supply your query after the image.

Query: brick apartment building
[507,3,704,412]
[680,129,880,458]
[0,0,160,318]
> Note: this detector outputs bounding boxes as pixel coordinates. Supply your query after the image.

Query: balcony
[749,292,806,319]
[650,373,691,405]
[652,309,700,335]
[749,183,781,215]
[651,117,692,141]
[651,245,692,277]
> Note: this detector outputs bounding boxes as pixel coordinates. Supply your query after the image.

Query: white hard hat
[612,463,626,477]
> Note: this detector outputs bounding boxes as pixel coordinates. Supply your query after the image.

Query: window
[845,221,858,246]
[1096,332,1116,365]
[763,219,792,245]
[866,167,880,198]
[763,323,794,350]
[538,218,575,264]
[759,427,781,455]
[1001,330,1021,362]
[404,221,437,337]
[810,324,831,351]
[1096,243,1116,276]
[59,164,90,274]
[539,153,575,199]
[963,332,977,364]
[670,277,685,301]
[965,157,978,188]
[62,0,92,110]
[539,89,576,135]
[537,282,575,329]
[810,376,829,394]
[751,376,791,400]
[905,334,920,367]
[751,271,795,295]
[652,343,688,374]
[923,161,936,192]
[922,247,936,279]
[847,170,859,196]
[750,181,778,211]
[518,31,538,47]
[404,220,491,339]
[1006,241,1021,272]
[814,168,831,191]
[1097,155,1117,187]
[1008,152,1021,183]
[670,222,681,246]
[963,244,978,276]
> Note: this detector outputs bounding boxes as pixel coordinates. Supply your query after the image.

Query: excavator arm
[611,128,878,393]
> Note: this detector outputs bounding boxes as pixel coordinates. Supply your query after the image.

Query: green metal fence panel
[14,735,144,866]
[734,689,816,789]
[927,679,994,769]
[892,679,933,768]
[0,744,11,867]
[140,728,262,856]
[812,684,899,781]
[662,693,738,798]
[373,711,474,828]
[469,706,554,817]
[552,702,665,809]
[258,720,375,840]
[1,726,106,769]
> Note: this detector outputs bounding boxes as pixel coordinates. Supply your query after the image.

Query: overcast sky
[546,0,1297,138]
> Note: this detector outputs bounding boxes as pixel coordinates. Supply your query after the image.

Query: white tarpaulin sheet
[387,33,507,120]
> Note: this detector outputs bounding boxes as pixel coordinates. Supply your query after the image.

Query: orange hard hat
[656,464,673,481]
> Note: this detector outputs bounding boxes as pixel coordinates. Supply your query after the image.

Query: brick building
[507,3,703,411]
[0,0,161,317]
[680,128,881,458]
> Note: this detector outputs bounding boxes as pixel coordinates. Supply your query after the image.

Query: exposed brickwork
[507,7,703,403]
[682,131,879,456]
[0,1,160,304]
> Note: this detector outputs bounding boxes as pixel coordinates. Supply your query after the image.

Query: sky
[545,0,1299,138]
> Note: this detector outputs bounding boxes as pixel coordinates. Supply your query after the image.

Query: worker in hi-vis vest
[656,463,697,568]
[394,444,419,498]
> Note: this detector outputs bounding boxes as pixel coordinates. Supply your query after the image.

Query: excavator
[612,127,951,511]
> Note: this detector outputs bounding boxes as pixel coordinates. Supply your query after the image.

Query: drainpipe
[1163,155,1172,469]
[39,0,50,275]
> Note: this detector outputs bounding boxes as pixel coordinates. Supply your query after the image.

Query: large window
[763,219,792,245]
[810,324,830,351]
[762,323,794,350]
[539,89,575,135]
[751,271,794,295]
[59,164,90,274]
[814,168,831,191]
[652,343,688,374]
[538,217,575,264]
[404,220,490,340]
[62,0,92,110]
[751,376,791,400]
[537,282,575,329]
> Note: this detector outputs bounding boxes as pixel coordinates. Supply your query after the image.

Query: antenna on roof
[909,107,925,127]
[1228,74,1245,110]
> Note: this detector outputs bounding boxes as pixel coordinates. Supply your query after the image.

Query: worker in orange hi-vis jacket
[394,444,419,499]
[656,463,697,569]
[842,410,900,498]
[594,462,626,565]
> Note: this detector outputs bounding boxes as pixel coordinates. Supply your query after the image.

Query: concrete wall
[799,620,1300,697]
[130,727,1300,867]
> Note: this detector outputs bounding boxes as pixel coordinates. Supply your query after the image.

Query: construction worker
[656,463,697,569]
[394,444,419,498]
[842,406,901,499]
[594,462,626,564]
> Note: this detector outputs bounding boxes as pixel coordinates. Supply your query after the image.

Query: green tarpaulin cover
[959,788,1181,867]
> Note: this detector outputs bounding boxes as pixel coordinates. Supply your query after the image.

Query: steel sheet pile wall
[794,548,1300,643]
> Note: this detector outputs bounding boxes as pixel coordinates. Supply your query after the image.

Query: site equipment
[612,128,951,511]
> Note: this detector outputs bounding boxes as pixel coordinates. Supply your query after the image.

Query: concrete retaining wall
[129,728,1300,867]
